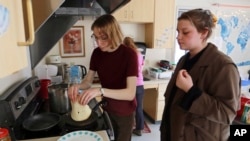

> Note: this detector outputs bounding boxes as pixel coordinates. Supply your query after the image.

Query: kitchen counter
[18,130,109,141]
[142,75,170,123]
[92,75,170,124]
[92,75,170,88]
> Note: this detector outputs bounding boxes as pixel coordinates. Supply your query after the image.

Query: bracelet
[100,88,105,97]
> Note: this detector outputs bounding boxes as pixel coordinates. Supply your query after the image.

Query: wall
[174,0,250,78]
[37,16,171,71]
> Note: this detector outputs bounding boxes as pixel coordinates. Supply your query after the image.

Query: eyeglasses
[91,34,109,42]
[91,34,109,48]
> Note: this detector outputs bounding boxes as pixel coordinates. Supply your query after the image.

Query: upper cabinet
[145,0,175,48]
[0,0,29,78]
[112,0,154,23]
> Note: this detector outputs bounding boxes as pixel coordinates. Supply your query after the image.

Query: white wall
[38,17,171,72]
[174,0,250,77]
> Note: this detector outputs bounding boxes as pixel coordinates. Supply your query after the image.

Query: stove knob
[14,101,22,109]
[19,97,26,104]
[35,80,40,87]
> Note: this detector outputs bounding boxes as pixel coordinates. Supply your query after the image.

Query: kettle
[69,65,87,83]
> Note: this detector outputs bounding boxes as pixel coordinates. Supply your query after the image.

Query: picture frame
[60,26,85,57]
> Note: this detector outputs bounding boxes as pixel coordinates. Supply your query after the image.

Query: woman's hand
[176,69,193,93]
[68,84,80,103]
[78,87,102,105]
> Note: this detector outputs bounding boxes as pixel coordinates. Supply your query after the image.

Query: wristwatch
[100,88,105,97]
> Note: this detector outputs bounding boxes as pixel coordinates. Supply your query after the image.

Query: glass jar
[0,128,11,141]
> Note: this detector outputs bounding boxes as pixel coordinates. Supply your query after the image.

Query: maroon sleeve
[125,46,138,77]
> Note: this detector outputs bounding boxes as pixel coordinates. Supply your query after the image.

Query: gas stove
[0,76,114,141]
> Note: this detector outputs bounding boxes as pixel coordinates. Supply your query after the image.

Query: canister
[0,128,11,141]
[241,101,250,124]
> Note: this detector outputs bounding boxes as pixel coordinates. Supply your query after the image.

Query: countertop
[92,75,171,88]
[18,130,109,141]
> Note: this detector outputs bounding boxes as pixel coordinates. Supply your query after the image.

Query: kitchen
[1,0,250,141]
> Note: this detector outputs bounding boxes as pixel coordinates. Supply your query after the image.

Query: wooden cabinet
[145,0,175,48]
[143,81,169,123]
[112,0,154,23]
[0,0,28,78]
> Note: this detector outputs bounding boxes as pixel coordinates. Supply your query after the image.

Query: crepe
[70,101,92,121]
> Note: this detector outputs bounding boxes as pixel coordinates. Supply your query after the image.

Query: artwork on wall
[60,26,85,58]
[213,4,250,66]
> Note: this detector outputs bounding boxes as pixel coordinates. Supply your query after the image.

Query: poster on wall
[59,26,85,58]
[213,4,250,67]
[174,5,250,67]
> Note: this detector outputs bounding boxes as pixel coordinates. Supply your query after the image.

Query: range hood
[28,0,131,69]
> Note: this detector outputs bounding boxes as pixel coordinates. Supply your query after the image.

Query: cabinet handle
[18,0,34,46]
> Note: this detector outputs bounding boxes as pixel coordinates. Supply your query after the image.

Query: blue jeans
[135,85,145,130]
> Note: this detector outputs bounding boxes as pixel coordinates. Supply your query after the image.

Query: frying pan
[22,113,61,132]
[65,111,98,127]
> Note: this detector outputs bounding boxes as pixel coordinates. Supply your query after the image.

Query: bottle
[0,128,11,141]
[241,101,250,124]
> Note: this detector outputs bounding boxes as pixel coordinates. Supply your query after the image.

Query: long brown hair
[91,14,124,49]
[123,37,138,53]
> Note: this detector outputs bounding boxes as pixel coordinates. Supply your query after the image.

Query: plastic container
[38,79,51,99]
[241,101,250,124]
[237,97,250,118]
[0,128,11,141]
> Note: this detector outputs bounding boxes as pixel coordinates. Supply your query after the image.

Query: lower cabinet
[143,81,169,123]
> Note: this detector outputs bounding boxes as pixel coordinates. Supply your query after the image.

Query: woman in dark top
[160,9,241,141]
[68,14,138,141]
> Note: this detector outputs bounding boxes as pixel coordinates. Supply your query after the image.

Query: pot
[48,83,71,114]
[22,113,61,132]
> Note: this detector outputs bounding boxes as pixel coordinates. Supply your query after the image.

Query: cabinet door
[0,0,28,78]
[140,0,154,22]
[145,0,175,48]
[113,0,154,23]
[112,1,130,22]
[154,0,175,48]
[158,83,168,100]
[130,0,154,23]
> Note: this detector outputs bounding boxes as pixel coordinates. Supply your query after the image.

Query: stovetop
[0,76,114,141]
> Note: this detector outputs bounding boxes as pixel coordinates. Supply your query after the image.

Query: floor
[131,116,161,141]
